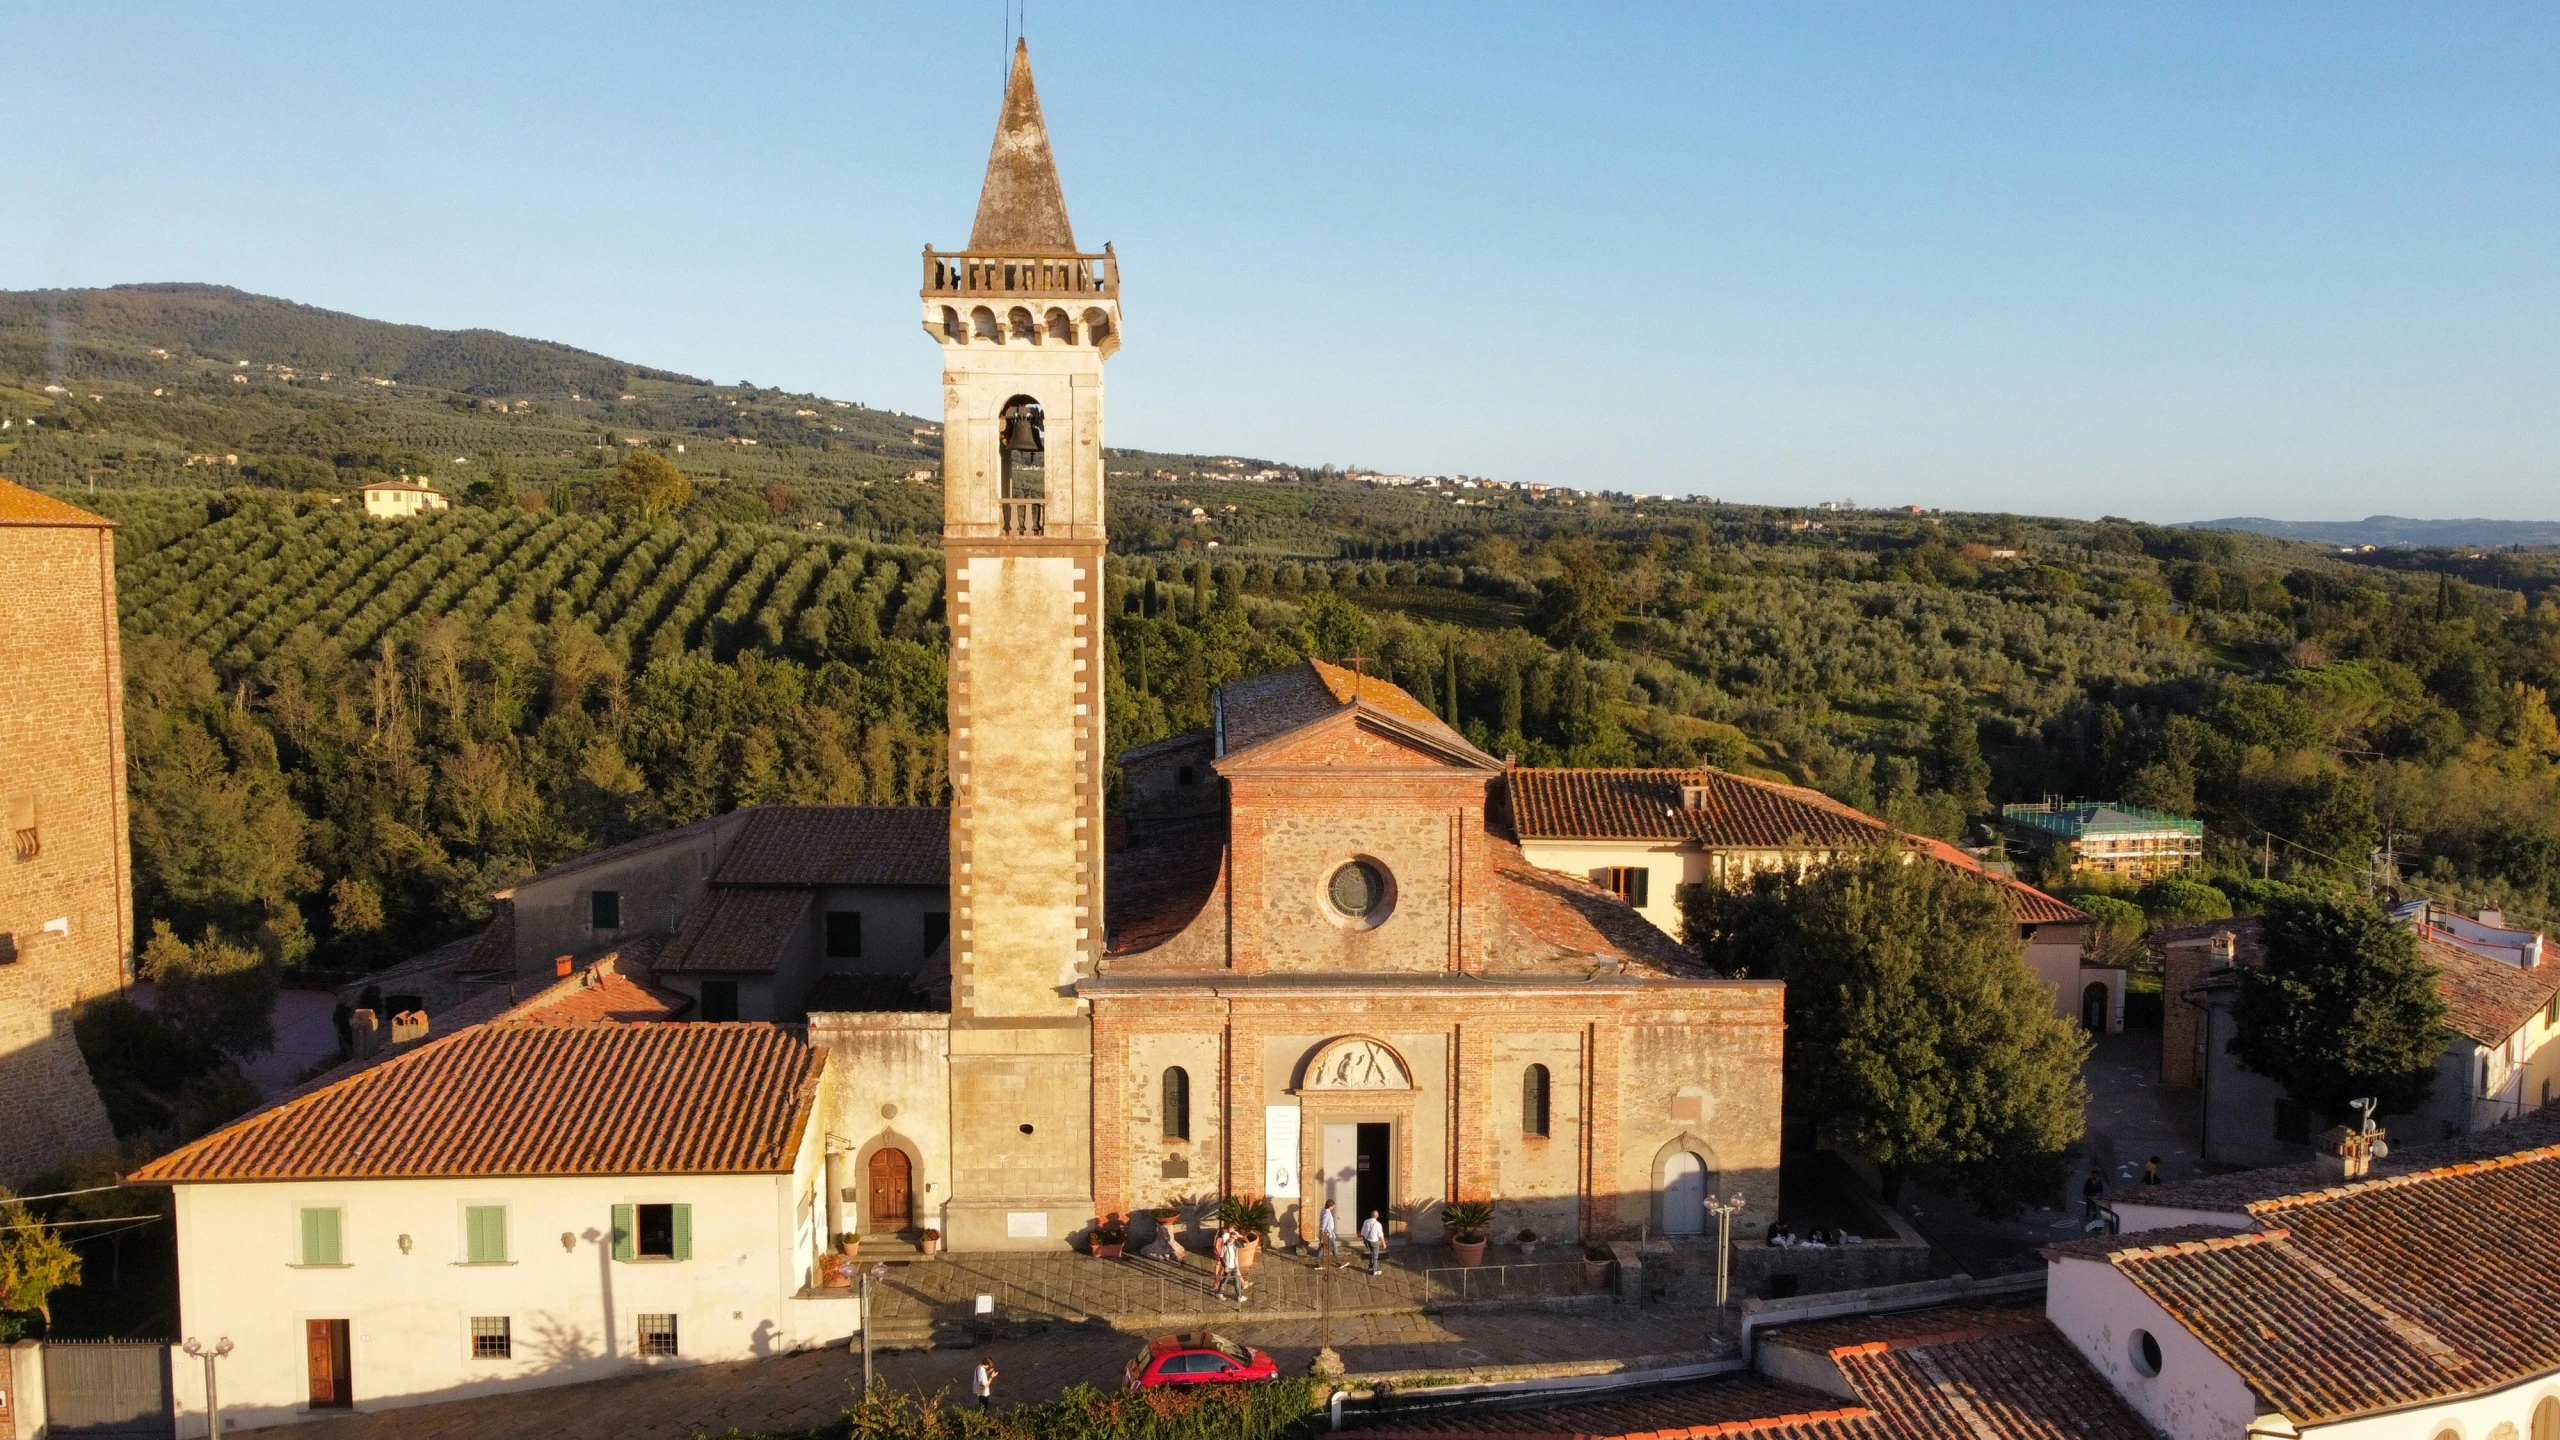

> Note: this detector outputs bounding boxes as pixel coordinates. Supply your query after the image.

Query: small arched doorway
[1661,1150,1708,1235]
[2082,982,2110,1034]
[866,1148,913,1233]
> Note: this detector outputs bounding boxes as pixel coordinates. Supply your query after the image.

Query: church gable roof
[969,40,1078,254]
[1213,659,1499,771]
[0,477,114,527]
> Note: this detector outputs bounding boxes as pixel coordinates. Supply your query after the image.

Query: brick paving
[243,1252,1727,1440]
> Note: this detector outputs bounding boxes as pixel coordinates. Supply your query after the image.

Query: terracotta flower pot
[820,1254,854,1288]
[1584,1258,1614,1289]
[920,1234,940,1256]
[1092,1239,1125,1259]
[1452,1237,1489,1267]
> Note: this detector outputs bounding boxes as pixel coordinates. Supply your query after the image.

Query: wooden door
[866,1148,912,1232]
[305,1319,351,1408]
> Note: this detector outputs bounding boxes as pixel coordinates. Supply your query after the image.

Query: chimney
[2526,934,2545,969]
[555,954,574,978]
[350,1008,380,1059]
[2210,930,2237,968]
[390,1009,430,1046]
[2315,1123,2385,1180]
[2478,908,2505,929]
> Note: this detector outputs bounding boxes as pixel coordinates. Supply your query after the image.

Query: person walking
[1360,1209,1386,1277]
[972,1359,998,1412]
[1318,1199,1349,1267]
[2142,1156,2162,1186]
[2081,1170,2105,1222]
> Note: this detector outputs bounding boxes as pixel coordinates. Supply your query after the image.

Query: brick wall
[0,518,125,1183]
[2161,946,2210,1088]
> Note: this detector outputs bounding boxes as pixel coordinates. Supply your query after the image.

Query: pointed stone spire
[969,39,1079,254]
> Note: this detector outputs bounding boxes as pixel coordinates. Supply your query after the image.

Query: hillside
[6,284,2558,982]
[2185,515,2560,550]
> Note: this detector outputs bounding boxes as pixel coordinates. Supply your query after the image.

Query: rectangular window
[699,980,739,1023]
[616,1202,692,1261]
[464,1205,508,1264]
[591,890,622,929]
[1604,867,1650,907]
[299,1206,344,1266]
[922,912,950,955]
[470,1316,512,1360]
[638,1314,679,1358]
[825,910,863,958]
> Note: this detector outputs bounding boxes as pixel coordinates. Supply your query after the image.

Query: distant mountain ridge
[2182,515,2560,549]
[0,282,702,398]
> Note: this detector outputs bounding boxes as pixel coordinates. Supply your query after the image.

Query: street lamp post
[1702,1194,1747,1309]
[180,1337,233,1439]
[860,1261,889,1394]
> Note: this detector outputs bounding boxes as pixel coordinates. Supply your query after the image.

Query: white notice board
[1265,1105,1302,1198]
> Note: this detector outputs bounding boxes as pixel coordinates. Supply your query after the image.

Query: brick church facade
[0,479,126,1183]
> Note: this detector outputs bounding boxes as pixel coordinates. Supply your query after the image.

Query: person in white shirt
[1360,1209,1387,1276]
[972,1359,998,1411]
[1318,1200,1348,1267]
[1215,1227,1246,1302]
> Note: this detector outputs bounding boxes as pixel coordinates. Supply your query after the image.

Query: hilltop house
[358,479,450,518]
[2002,799,2203,878]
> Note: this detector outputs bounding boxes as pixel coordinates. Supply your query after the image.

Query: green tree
[0,1188,82,1331]
[139,921,279,1064]
[2229,895,2451,1120]
[1685,850,2089,1213]
[1529,538,1621,654]
[600,451,693,524]
[1928,699,1991,815]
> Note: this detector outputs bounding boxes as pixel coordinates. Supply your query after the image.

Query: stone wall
[0,520,124,1183]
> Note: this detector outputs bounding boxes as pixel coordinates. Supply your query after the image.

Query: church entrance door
[1355,1123,1390,1222]
[1323,1124,1358,1217]
[867,1148,912,1232]
[1661,1149,1707,1235]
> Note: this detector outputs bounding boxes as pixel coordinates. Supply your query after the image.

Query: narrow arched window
[1163,1067,1191,1141]
[1523,1064,1550,1137]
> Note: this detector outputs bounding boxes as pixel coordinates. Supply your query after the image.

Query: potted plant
[1583,1242,1615,1289]
[1215,1196,1276,1269]
[1091,1219,1127,1259]
[1442,1201,1495,1267]
[837,1230,861,1259]
[1516,1227,1539,1257]
[819,1251,854,1287]
[919,1228,941,1257]
[1148,1205,1182,1242]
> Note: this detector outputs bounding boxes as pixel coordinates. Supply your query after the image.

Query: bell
[1002,412,1042,456]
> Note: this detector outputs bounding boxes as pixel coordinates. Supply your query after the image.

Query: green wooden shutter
[466,1205,506,1263]
[301,1207,342,1266]
[670,1204,692,1261]
[612,1204,635,1262]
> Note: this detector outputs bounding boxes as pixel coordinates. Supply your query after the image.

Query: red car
[1125,1332,1279,1389]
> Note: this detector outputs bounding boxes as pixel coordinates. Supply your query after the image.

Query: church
[815,41,1781,1253]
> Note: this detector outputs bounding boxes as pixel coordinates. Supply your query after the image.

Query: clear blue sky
[13,3,2555,521]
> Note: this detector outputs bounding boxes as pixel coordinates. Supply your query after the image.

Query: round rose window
[1328,860,1390,921]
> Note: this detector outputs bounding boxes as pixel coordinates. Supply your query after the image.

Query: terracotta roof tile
[2100,1144,2560,1422]
[495,811,738,897]
[1832,1322,2159,1440]
[1507,770,2086,928]
[500,964,692,1024]
[656,886,813,974]
[2422,933,2560,1046]
[715,805,948,887]
[1345,1376,1883,1437]
[1215,659,1487,762]
[128,1022,821,1183]
[1105,816,1227,956]
[1758,1303,2046,1356]
[0,477,114,527]
[1487,829,1704,975]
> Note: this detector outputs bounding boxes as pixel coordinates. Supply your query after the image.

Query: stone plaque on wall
[1265,1105,1302,1197]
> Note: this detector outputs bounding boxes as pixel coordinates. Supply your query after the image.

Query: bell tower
[923,39,1119,1249]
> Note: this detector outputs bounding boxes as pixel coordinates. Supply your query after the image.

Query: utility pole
[1703,1193,1747,1310]
[181,1337,232,1439]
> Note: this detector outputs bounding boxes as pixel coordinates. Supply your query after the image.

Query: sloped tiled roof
[500,962,692,1024]
[2085,1143,2560,1424]
[715,805,948,887]
[129,1022,821,1183]
[655,886,813,974]
[1832,1321,2158,1440]
[1509,768,1889,849]
[0,477,114,527]
[1507,769,2087,928]
[2424,933,2560,1045]
[1105,816,1227,956]
[494,811,739,897]
[1215,659,1488,762]
[1345,1376,1883,1437]
[1487,831,1702,975]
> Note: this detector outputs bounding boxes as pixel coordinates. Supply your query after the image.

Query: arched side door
[1661,1150,1708,1235]
[867,1148,913,1232]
